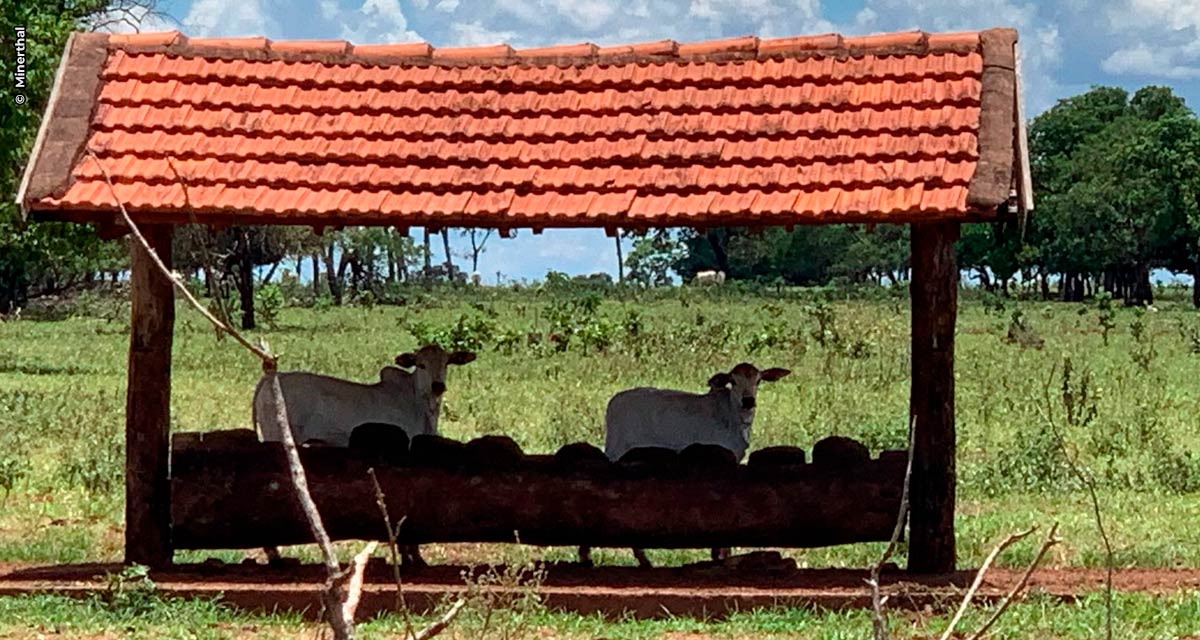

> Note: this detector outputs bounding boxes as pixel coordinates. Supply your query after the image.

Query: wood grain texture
[125,224,175,567]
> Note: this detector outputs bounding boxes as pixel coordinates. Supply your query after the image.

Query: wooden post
[908,222,959,573]
[125,225,175,567]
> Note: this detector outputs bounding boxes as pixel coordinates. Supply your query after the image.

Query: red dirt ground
[3,560,1199,619]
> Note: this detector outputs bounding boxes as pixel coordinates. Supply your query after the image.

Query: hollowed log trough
[171,430,906,551]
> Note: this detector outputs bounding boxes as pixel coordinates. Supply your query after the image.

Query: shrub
[254,283,284,328]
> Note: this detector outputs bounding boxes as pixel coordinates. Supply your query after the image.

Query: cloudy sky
[137,0,1198,281]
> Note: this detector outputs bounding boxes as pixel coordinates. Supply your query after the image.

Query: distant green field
[2,285,1199,571]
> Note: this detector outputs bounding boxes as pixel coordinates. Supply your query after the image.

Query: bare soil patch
[3,561,1198,620]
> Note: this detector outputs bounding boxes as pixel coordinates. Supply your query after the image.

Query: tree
[625,230,683,287]
[1,0,140,312]
[1028,85,1200,305]
[440,228,455,278]
[174,226,289,329]
[461,228,493,273]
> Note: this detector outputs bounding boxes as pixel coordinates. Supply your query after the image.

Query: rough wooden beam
[966,28,1018,212]
[125,224,176,567]
[908,222,959,574]
[17,32,109,214]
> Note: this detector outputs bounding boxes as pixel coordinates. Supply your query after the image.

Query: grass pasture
[1,284,1199,637]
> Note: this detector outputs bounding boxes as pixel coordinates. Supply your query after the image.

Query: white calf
[694,270,726,285]
[580,363,790,567]
[252,344,476,447]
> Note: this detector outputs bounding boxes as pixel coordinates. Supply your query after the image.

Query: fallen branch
[867,416,917,640]
[410,599,466,640]
[965,522,1061,640]
[938,526,1037,640]
[337,541,378,627]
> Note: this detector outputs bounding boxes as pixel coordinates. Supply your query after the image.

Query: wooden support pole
[908,221,959,574]
[125,224,175,567]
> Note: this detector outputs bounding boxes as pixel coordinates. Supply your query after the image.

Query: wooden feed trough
[171,431,905,551]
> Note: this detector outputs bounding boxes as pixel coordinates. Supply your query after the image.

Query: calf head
[394,344,476,434]
[707,362,791,433]
[395,344,476,399]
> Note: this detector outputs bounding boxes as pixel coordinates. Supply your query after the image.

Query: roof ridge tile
[433,44,515,60]
[270,40,351,55]
[109,31,186,47]
[843,31,927,50]
[352,43,433,59]
[187,36,271,51]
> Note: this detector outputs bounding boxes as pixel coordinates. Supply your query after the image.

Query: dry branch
[89,150,378,640]
[165,159,236,334]
[370,468,414,636]
[85,150,276,366]
[938,526,1037,640]
[1040,361,1113,640]
[410,599,466,640]
[867,417,917,640]
[964,523,1061,640]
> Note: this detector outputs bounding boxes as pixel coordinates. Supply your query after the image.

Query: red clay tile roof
[17,28,1026,230]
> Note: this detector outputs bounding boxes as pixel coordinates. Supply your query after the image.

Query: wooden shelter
[17,27,1031,573]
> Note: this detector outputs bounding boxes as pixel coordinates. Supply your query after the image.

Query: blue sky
[130,0,1198,282]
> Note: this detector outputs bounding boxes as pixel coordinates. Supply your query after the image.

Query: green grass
[3,287,1200,568]
[3,285,1200,635]
[1,591,1199,639]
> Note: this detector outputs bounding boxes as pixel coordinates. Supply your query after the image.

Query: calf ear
[707,372,733,388]
[449,351,477,365]
[760,368,791,382]
[395,352,417,368]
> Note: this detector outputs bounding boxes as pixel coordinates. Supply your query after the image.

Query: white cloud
[449,20,520,46]
[331,0,423,43]
[1100,0,1200,81]
[497,0,545,24]
[1107,0,1200,31]
[546,0,617,31]
[183,0,273,36]
[1102,43,1200,79]
[435,0,461,12]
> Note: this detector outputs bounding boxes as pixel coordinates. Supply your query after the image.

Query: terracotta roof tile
[759,34,842,55]
[676,36,758,56]
[20,27,1024,227]
[108,31,185,47]
[844,31,925,50]
[352,43,433,59]
[432,44,514,60]
[269,40,351,55]
[515,43,598,59]
[187,36,270,50]
[597,39,678,57]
